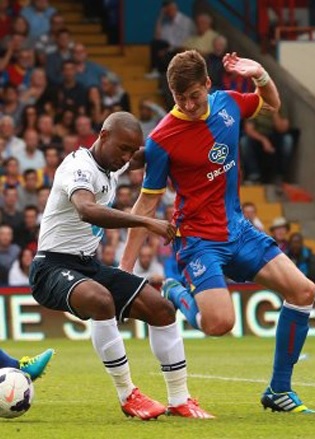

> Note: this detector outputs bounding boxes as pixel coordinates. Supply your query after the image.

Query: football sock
[91,318,135,403]
[0,349,19,369]
[170,283,201,330]
[270,301,312,393]
[149,322,190,406]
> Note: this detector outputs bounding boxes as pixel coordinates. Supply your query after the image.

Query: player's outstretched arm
[71,189,174,242]
[223,52,281,111]
[120,191,162,273]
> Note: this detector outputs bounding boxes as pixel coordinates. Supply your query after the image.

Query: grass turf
[1,336,315,439]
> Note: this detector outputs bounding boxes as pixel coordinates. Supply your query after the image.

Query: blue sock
[170,284,200,330]
[270,305,310,393]
[0,349,19,369]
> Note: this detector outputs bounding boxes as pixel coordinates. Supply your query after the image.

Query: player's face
[100,128,143,171]
[172,78,211,120]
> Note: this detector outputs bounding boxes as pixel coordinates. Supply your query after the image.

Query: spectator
[0,0,12,40]
[0,15,34,52]
[134,244,165,285]
[182,13,218,57]
[62,133,78,157]
[102,0,120,44]
[100,72,131,112]
[37,114,62,151]
[21,0,56,39]
[14,204,39,249]
[0,84,25,127]
[54,107,76,138]
[74,115,97,149]
[0,186,24,232]
[17,168,39,209]
[242,201,265,231]
[100,243,119,267]
[56,60,88,115]
[0,157,23,191]
[4,48,35,88]
[240,108,296,184]
[270,216,290,252]
[286,233,315,281]
[87,86,112,130]
[146,0,195,79]
[38,146,61,187]
[0,224,20,285]
[19,129,46,172]
[19,67,58,114]
[18,104,39,135]
[37,185,50,223]
[112,184,133,210]
[8,246,33,286]
[0,115,25,159]
[45,28,74,85]
[138,98,166,140]
[73,42,108,89]
[205,34,228,93]
[35,12,68,65]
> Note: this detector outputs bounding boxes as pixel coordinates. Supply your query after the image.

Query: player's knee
[150,298,176,326]
[202,316,235,336]
[88,290,115,320]
[299,280,315,306]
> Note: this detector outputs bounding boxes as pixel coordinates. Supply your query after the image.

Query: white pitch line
[187,373,315,388]
[151,372,315,388]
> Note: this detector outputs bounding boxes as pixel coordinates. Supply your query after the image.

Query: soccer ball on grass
[0,368,34,419]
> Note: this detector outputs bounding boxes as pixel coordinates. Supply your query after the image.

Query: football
[0,368,34,419]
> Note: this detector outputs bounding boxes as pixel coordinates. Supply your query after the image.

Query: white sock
[283,300,313,314]
[149,322,190,407]
[91,318,135,403]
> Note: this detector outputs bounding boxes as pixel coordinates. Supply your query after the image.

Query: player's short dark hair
[167,49,208,94]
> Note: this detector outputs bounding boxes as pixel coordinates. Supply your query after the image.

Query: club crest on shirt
[189,258,206,278]
[218,108,235,127]
[73,169,92,183]
[208,142,229,165]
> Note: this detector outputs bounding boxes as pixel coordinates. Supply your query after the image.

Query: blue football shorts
[173,220,281,295]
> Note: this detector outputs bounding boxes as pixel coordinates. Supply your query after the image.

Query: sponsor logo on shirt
[218,108,235,127]
[189,258,206,278]
[73,169,92,183]
[208,142,229,165]
[206,160,236,181]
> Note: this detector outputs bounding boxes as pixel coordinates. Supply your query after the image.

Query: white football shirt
[38,148,128,256]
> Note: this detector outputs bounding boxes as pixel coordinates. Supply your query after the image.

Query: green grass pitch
[1,336,315,439]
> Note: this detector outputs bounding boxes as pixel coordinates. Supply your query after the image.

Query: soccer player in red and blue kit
[121,50,315,414]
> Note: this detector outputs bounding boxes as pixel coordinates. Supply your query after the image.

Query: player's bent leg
[255,253,315,412]
[128,283,176,326]
[161,278,201,329]
[129,284,214,419]
[70,280,165,420]
[194,288,235,336]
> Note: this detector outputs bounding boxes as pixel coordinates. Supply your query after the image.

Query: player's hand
[145,218,176,245]
[223,52,264,78]
[261,138,275,154]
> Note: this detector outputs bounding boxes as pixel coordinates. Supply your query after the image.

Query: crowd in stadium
[0,0,315,288]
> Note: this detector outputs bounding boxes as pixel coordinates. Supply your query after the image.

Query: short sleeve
[62,156,96,199]
[227,91,263,119]
[142,138,169,194]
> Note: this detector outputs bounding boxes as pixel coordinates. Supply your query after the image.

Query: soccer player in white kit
[30,111,212,420]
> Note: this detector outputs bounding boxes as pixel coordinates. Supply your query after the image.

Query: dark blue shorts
[29,251,147,322]
[174,221,281,294]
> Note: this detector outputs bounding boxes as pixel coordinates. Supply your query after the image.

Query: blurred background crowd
[1,0,315,287]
